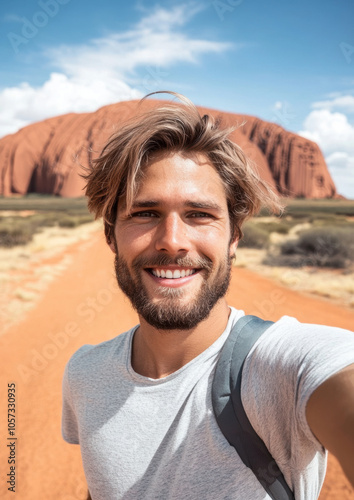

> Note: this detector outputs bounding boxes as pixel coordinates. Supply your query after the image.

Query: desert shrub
[0,217,38,247]
[264,226,354,268]
[308,215,345,226]
[284,212,310,220]
[283,199,354,217]
[58,217,78,228]
[0,210,94,248]
[0,195,89,213]
[0,228,33,247]
[254,221,291,235]
[310,217,352,228]
[239,224,270,249]
[30,213,60,227]
[58,214,94,228]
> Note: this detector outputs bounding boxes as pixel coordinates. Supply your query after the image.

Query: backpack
[212,315,295,500]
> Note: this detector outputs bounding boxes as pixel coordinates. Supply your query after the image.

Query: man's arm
[306,363,354,487]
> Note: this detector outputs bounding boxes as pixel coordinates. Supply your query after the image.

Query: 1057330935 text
[6,383,16,493]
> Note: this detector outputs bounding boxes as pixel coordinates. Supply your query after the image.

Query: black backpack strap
[212,315,295,500]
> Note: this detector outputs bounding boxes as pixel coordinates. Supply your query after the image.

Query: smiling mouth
[146,268,199,279]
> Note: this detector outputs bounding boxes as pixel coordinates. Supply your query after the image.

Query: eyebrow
[130,200,223,211]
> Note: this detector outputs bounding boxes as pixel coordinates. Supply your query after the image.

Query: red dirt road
[0,232,353,500]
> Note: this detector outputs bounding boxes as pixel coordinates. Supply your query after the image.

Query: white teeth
[151,269,196,279]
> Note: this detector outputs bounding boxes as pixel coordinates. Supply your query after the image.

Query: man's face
[110,153,238,330]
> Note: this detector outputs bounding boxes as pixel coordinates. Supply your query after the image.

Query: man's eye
[130,211,157,218]
[189,212,213,218]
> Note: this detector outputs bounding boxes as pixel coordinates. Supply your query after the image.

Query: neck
[131,299,231,379]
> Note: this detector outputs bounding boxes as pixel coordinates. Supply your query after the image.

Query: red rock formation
[0,99,337,198]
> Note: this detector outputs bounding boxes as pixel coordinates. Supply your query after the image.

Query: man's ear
[107,241,116,254]
[104,220,117,254]
[106,236,117,254]
[229,237,239,259]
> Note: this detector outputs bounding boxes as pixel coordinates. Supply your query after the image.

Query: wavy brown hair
[83,91,281,244]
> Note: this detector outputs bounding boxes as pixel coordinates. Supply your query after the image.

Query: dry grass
[236,206,354,308]
[235,246,354,309]
[0,220,102,335]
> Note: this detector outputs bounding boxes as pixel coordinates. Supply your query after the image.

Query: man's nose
[154,214,191,254]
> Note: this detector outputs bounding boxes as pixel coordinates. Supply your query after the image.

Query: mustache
[131,254,213,271]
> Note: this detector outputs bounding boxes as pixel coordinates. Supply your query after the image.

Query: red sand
[0,232,353,499]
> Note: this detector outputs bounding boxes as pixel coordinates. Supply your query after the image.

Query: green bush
[0,216,36,247]
[0,209,94,248]
[0,228,33,247]
[264,226,354,269]
[283,199,354,217]
[239,224,270,249]
[58,218,78,228]
[0,195,89,213]
[58,214,94,228]
[254,221,291,235]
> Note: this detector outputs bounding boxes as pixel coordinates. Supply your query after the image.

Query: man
[62,92,354,500]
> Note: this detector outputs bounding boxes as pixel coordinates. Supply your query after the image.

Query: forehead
[132,152,228,208]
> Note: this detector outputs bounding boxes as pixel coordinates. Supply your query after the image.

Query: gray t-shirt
[62,308,354,500]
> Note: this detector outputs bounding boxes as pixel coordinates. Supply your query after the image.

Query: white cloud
[312,94,354,113]
[135,3,204,31]
[48,4,231,80]
[299,109,354,155]
[0,4,232,138]
[326,152,354,200]
[0,73,141,137]
[298,108,354,198]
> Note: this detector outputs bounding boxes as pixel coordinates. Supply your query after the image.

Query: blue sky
[1,0,353,197]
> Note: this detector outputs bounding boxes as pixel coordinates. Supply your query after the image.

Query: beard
[113,249,232,330]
